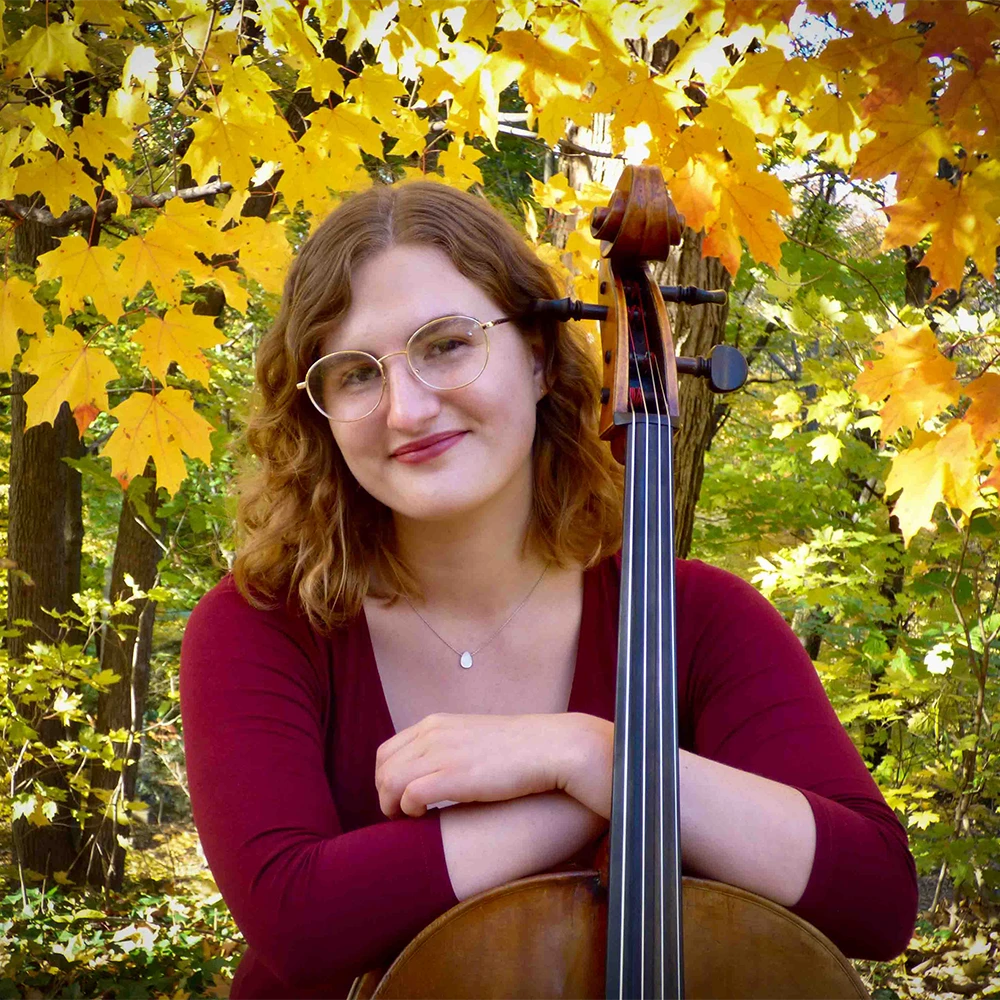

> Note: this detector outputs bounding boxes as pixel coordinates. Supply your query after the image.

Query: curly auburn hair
[232,179,623,632]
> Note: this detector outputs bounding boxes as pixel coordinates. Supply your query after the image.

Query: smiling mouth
[390,431,467,459]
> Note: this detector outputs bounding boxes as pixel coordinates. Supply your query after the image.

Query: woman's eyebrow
[321,313,470,352]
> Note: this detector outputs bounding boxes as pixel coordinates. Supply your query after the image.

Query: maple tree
[0,0,999,991]
[0,0,994,536]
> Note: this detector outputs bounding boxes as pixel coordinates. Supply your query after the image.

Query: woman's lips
[391,431,467,463]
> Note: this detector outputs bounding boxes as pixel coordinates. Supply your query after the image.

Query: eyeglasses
[297,314,516,422]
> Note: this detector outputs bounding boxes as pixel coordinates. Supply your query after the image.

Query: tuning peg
[658,286,728,305]
[675,345,747,393]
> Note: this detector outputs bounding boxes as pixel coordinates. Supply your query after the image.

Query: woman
[179,179,918,999]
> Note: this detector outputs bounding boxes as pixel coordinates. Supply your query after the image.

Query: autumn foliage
[0,0,995,540]
[1,1,1000,992]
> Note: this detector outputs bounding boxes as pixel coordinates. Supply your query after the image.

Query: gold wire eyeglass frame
[296,314,517,422]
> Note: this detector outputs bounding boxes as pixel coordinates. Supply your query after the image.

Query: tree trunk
[77,466,161,889]
[656,230,732,557]
[6,202,87,882]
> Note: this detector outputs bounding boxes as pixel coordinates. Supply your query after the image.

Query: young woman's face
[317,243,545,524]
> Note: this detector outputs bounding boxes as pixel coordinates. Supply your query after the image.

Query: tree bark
[78,466,161,888]
[6,201,87,882]
[657,230,732,557]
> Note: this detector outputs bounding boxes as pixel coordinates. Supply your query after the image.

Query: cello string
[615,285,638,1000]
[650,324,667,997]
[628,278,654,997]
[648,294,684,995]
[642,281,668,997]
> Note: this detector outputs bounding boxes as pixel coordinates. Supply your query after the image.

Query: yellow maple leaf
[297,50,347,102]
[107,86,150,129]
[35,234,123,321]
[494,29,590,110]
[183,108,288,188]
[73,112,134,168]
[0,131,20,199]
[435,141,487,191]
[103,161,131,214]
[344,63,409,127]
[601,74,679,163]
[885,422,991,545]
[220,217,292,296]
[303,104,385,162]
[882,168,1000,296]
[799,73,865,168]
[117,199,225,305]
[451,1,499,46]
[703,158,791,274]
[203,265,249,314]
[134,306,227,384]
[121,43,159,95]
[102,388,215,496]
[14,151,96,218]
[380,106,428,161]
[20,103,73,157]
[0,278,46,371]
[854,324,962,438]
[5,20,91,78]
[20,325,119,434]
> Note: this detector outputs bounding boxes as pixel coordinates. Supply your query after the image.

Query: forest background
[0,0,998,997]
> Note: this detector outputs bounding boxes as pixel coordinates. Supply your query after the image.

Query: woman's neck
[391,469,547,620]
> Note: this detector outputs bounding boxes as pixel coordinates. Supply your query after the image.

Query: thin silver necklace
[404,563,550,669]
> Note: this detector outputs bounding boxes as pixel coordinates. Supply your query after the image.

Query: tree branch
[0,180,233,234]
[784,234,902,322]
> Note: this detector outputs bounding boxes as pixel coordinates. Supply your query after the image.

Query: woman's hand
[375,712,607,819]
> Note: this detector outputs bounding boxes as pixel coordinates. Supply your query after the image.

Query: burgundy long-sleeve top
[179,556,918,998]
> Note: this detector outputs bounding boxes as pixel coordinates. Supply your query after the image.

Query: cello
[349,165,870,1000]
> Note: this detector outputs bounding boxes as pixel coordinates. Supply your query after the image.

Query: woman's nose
[381,355,441,429]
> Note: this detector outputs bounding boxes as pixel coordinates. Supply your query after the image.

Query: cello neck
[605,413,684,1000]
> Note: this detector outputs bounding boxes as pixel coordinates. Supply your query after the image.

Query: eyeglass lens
[306,316,489,421]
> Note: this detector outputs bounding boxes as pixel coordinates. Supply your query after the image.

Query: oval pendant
[460,651,473,669]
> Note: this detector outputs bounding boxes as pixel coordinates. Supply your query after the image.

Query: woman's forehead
[319,257,501,351]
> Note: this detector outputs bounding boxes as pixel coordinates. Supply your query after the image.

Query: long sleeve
[676,559,918,961]
[179,577,458,997]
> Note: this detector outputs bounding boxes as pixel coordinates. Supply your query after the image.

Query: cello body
[348,872,869,999]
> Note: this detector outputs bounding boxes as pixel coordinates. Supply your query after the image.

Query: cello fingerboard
[605,415,684,1000]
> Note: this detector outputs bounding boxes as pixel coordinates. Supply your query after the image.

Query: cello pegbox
[591,166,685,460]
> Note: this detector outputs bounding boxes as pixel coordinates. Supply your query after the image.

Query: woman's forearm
[559,714,816,907]
[679,749,815,906]
[438,791,608,901]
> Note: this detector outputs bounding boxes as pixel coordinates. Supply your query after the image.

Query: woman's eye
[425,337,467,356]
[340,365,380,387]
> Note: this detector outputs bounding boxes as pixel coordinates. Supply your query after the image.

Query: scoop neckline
[358,562,599,738]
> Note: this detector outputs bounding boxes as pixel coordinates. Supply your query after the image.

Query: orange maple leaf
[854,324,962,438]
[937,60,1000,155]
[920,2,997,70]
[852,94,951,199]
[881,169,1000,296]
[964,372,1000,448]
[984,463,1000,497]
